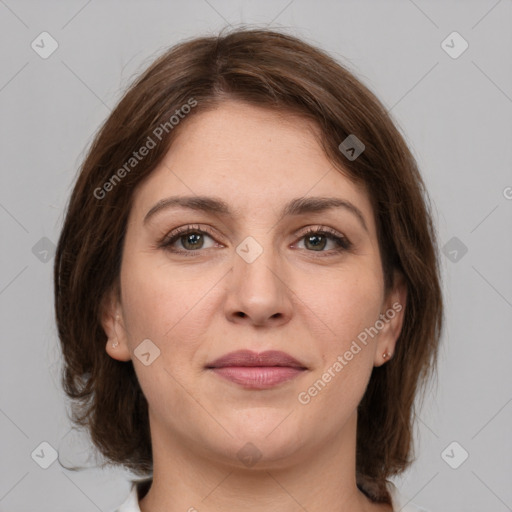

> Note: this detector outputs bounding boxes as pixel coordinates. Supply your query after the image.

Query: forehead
[131,100,374,228]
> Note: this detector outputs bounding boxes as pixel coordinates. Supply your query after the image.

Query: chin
[216,419,306,465]
[209,435,307,471]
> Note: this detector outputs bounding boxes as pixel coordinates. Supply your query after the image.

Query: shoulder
[387,481,431,512]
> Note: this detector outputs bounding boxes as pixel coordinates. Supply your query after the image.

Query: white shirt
[112,479,430,512]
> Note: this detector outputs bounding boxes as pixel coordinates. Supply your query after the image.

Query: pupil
[306,234,326,251]
[184,233,202,249]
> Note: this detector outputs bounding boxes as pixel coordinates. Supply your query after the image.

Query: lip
[206,350,308,390]
[207,349,306,369]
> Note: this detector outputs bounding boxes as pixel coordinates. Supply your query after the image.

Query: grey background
[1,0,511,511]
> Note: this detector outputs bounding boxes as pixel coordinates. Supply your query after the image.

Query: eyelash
[158,224,352,257]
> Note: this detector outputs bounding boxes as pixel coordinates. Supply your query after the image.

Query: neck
[138,410,388,512]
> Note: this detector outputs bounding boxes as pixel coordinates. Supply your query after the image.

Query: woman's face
[104,100,406,467]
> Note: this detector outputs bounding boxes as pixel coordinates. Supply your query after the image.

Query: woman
[54,28,443,512]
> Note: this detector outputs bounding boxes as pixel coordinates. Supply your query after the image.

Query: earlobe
[104,313,131,362]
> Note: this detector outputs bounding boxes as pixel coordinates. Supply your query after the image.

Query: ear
[374,269,407,367]
[100,285,131,362]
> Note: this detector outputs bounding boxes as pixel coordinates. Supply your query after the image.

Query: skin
[102,100,407,512]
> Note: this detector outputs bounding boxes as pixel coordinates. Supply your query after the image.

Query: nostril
[236,312,246,318]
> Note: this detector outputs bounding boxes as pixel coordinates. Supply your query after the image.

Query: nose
[224,241,293,327]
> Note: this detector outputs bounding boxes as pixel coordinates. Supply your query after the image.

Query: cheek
[298,264,383,346]
[119,258,208,414]
[119,254,220,400]
[298,287,378,420]
[295,267,381,405]
[120,252,210,341]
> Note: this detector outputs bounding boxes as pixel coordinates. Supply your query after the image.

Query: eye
[294,226,352,255]
[158,224,352,257]
[158,224,219,255]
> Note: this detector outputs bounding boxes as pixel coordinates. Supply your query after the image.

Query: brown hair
[54,27,443,503]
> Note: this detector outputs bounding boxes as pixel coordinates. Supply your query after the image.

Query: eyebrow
[143,195,368,232]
